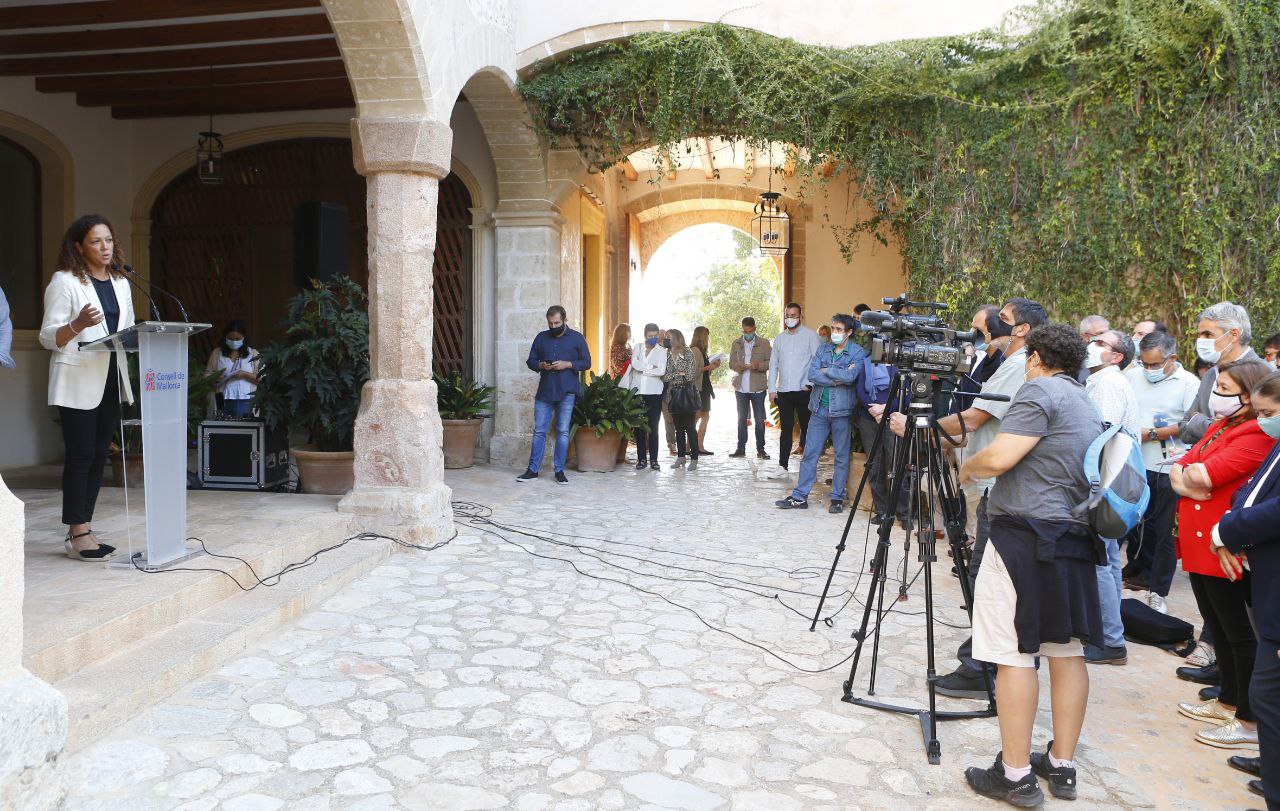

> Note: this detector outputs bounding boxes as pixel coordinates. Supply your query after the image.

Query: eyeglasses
[1090,338,1118,352]
[1139,357,1171,370]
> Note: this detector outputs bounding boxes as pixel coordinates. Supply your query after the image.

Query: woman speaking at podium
[38,215,135,562]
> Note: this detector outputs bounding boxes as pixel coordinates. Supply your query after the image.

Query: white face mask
[784,317,800,329]
[1085,343,1106,369]
[1197,334,1226,363]
[1209,390,1243,419]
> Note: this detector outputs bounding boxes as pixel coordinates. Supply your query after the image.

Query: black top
[91,276,120,335]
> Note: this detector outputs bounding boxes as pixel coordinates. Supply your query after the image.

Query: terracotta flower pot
[291,446,355,495]
[616,431,630,462]
[574,429,621,473]
[441,418,484,469]
[108,451,145,488]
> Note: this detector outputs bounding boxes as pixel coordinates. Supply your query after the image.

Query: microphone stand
[117,265,162,322]
[121,264,190,323]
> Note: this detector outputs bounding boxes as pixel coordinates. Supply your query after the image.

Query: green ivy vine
[519,1,1280,339]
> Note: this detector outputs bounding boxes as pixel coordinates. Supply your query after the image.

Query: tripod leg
[865,418,915,696]
[920,422,942,764]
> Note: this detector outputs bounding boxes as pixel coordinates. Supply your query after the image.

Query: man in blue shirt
[517,305,592,484]
[0,286,15,370]
[776,314,865,513]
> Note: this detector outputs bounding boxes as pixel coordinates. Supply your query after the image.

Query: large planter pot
[616,430,630,462]
[292,446,355,495]
[574,429,621,473]
[108,451,144,488]
[846,451,877,512]
[441,418,484,469]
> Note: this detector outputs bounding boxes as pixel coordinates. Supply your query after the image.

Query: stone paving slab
[57,421,1256,810]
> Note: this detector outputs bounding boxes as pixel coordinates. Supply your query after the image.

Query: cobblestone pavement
[60,418,1241,810]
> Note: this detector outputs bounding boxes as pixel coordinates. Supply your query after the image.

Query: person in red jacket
[1172,359,1276,750]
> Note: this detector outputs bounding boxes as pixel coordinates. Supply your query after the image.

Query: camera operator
[959,322,1104,807]
[878,297,1049,699]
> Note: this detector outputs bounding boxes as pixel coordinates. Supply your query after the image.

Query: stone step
[25,498,352,686]
[55,534,395,751]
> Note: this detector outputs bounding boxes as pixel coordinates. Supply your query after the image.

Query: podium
[80,321,211,569]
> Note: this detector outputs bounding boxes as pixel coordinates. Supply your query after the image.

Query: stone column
[0,475,68,810]
[469,207,496,463]
[487,207,566,468]
[338,118,454,542]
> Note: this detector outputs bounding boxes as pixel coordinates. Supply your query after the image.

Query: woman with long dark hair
[663,328,704,471]
[38,214,135,561]
[690,325,720,455]
[206,319,259,417]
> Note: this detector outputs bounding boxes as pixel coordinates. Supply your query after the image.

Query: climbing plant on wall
[520,1,1280,338]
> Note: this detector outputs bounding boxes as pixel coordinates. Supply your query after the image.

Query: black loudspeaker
[293,201,348,288]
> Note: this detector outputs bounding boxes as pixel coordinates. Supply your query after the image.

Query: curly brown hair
[56,214,125,285]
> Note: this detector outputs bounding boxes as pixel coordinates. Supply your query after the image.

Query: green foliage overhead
[520,1,1280,338]
[253,278,370,453]
[571,371,648,439]
[434,371,496,420]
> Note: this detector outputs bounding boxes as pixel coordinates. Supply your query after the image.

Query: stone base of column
[489,431,534,470]
[0,670,67,811]
[338,483,454,544]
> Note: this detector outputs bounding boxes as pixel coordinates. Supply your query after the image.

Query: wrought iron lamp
[196,67,224,185]
[752,189,790,256]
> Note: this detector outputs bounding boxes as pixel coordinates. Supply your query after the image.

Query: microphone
[121,264,190,323]
[116,263,162,322]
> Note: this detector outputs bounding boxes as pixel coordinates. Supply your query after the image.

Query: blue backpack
[855,357,892,409]
[1079,423,1151,539]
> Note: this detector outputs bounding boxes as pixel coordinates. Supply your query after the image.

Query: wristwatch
[1147,428,1159,442]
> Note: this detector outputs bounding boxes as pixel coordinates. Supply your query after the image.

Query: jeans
[1125,470,1178,595]
[672,410,698,459]
[528,395,575,474]
[792,406,850,501]
[1190,571,1257,721]
[1090,536,1125,650]
[957,492,993,676]
[223,398,251,418]
[735,391,766,451]
[776,390,811,468]
[58,363,120,525]
[1251,637,1280,810]
[635,394,663,464]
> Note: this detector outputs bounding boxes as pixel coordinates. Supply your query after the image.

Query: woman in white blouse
[631,322,667,471]
[38,215,135,562]
[206,320,260,418]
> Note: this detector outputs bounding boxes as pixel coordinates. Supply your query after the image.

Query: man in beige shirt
[728,316,772,459]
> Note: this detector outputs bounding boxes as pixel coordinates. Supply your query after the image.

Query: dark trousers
[1125,471,1178,594]
[855,410,890,515]
[58,366,120,526]
[1190,571,1257,721]
[672,411,698,459]
[956,492,992,676]
[735,391,766,451]
[1251,637,1280,810]
[635,394,664,463]
[776,390,811,469]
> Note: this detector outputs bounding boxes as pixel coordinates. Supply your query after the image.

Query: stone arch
[319,0,434,119]
[0,111,74,301]
[517,21,705,72]
[458,68,551,211]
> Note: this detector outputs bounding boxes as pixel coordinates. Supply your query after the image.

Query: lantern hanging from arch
[752,191,789,256]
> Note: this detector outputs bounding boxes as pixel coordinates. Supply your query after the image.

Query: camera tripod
[810,369,997,764]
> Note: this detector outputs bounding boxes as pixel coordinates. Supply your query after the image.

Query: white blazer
[630,341,668,396]
[39,270,135,410]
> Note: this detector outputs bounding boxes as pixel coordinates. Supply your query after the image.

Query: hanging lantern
[752,190,790,256]
[196,129,224,185]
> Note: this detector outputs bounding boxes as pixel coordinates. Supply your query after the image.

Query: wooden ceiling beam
[0,38,339,76]
[78,76,352,108]
[0,13,330,56]
[620,159,638,182]
[0,0,318,30]
[36,59,347,93]
[111,92,353,119]
[701,138,716,180]
[744,143,756,180]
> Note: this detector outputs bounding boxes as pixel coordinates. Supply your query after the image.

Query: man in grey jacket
[1181,302,1257,444]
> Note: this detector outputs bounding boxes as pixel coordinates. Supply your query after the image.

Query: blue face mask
[226,339,244,350]
[1259,414,1280,439]
[742,332,756,342]
[1143,367,1168,384]
[974,341,987,354]
[645,336,658,348]
[830,331,848,344]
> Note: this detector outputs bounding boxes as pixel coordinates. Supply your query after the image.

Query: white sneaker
[1146,592,1168,614]
[1186,640,1216,669]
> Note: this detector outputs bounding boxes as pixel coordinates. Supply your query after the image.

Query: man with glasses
[1124,331,1200,612]
[1083,329,1141,665]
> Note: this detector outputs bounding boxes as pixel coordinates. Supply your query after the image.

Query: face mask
[1209,390,1243,419]
[785,318,799,329]
[662,338,671,349]
[1143,367,1168,384]
[1259,414,1280,439]
[226,339,244,350]
[1085,343,1106,369]
[742,332,755,342]
[974,341,987,354]
[1197,335,1224,363]
[645,336,657,348]
[549,325,566,337]
[831,331,847,344]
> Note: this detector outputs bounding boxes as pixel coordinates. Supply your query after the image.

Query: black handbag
[669,381,701,414]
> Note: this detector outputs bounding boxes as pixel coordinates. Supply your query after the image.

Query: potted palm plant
[571,371,647,472]
[435,371,496,469]
[253,278,369,495]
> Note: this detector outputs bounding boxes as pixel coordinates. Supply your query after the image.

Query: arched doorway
[0,134,40,329]
[433,173,473,377]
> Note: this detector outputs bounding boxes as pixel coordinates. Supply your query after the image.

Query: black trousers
[672,411,698,459]
[776,390,811,469]
[1190,571,1257,721]
[58,362,120,526]
[635,394,664,463]
[1252,636,1280,810]
[1125,471,1178,594]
